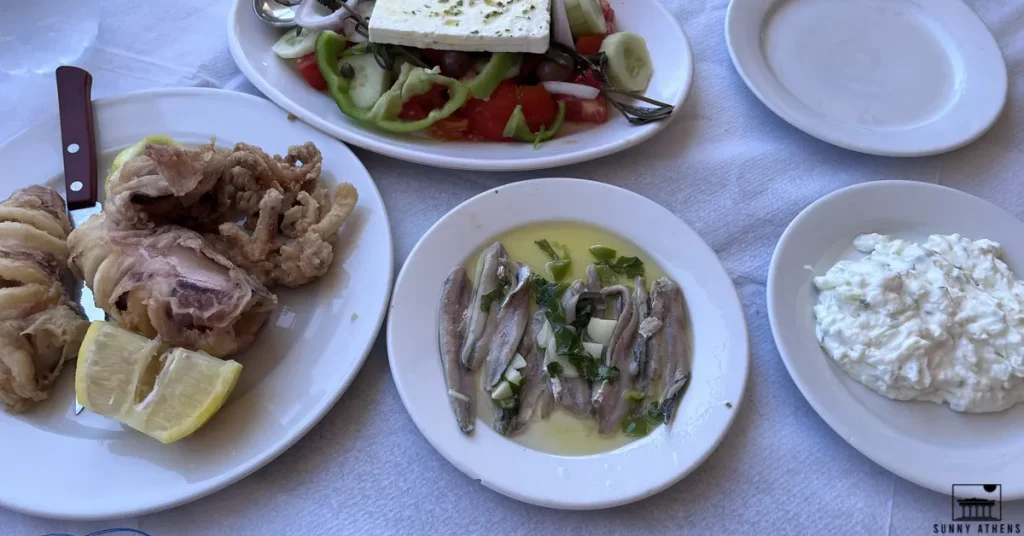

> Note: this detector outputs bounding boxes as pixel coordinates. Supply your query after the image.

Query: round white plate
[387,178,748,509]
[725,0,1007,156]
[767,180,1024,499]
[227,0,693,171]
[0,88,394,520]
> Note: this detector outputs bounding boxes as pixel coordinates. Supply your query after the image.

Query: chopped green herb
[567,354,598,380]
[546,362,564,376]
[530,274,562,308]
[596,264,618,286]
[622,417,650,437]
[589,245,617,261]
[535,239,560,261]
[494,397,516,410]
[647,401,665,420]
[596,365,619,383]
[597,255,645,278]
[622,401,665,437]
[479,275,511,312]
[546,260,571,282]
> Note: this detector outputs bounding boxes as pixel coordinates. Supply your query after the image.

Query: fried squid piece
[102,139,352,288]
[104,140,323,231]
[105,141,228,229]
[0,306,87,412]
[0,186,88,413]
[67,214,277,357]
[206,182,358,287]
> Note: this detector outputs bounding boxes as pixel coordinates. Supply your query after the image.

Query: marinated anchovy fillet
[460,242,508,370]
[549,374,593,417]
[631,277,663,400]
[495,310,545,435]
[629,277,651,376]
[438,266,475,434]
[586,265,606,311]
[651,278,691,424]
[561,279,585,325]
[593,284,637,434]
[485,263,532,389]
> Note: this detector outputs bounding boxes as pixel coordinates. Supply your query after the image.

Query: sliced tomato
[296,53,327,91]
[600,0,617,33]
[466,80,519,141]
[519,86,558,132]
[427,117,474,140]
[556,95,609,123]
[570,69,601,89]
[399,84,449,121]
[575,35,607,56]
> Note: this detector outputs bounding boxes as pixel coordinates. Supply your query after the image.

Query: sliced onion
[550,0,575,49]
[342,17,365,42]
[295,0,347,31]
[542,81,600,99]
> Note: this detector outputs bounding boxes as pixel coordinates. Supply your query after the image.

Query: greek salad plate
[227,0,693,170]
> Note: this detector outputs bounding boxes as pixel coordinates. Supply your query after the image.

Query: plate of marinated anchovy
[387,178,748,509]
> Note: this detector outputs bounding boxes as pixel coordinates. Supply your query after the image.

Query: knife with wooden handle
[56,65,105,415]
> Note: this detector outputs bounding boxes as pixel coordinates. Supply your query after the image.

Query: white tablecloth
[2,0,1023,534]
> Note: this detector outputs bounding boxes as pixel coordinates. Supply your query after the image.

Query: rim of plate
[387,178,749,509]
[0,87,394,520]
[226,0,694,171]
[766,180,1024,499]
[724,0,1007,156]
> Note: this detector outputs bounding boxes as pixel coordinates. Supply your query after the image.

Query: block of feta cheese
[369,0,551,54]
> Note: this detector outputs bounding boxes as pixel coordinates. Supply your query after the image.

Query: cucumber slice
[272,28,321,59]
[564,0,606,37]
[599,32,654,92]
[341,54,393,110]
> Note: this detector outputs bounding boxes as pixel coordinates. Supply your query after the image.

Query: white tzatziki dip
[813,233,1024,413]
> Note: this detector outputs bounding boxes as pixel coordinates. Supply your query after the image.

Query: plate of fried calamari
[0,88,393,520]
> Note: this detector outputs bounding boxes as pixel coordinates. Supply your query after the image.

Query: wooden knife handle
[55,66,98,210]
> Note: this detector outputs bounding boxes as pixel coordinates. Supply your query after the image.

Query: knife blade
[56,65,105,415]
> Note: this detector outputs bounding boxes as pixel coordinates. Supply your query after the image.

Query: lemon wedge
[105,135,180,194]
[75,322,242,444]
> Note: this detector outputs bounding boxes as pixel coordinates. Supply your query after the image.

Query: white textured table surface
[2,0,1023,534]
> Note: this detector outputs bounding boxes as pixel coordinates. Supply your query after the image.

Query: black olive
[535,60,573,82]
[438,51,472,78]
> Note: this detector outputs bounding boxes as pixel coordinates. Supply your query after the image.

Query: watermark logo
[952,484,1001,522]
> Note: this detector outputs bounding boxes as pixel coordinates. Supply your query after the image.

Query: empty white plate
[388,178,748,509]
[767,180,1024,499]
[725,0,1007,156]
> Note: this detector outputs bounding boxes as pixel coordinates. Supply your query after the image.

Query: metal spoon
[253,0,300,27]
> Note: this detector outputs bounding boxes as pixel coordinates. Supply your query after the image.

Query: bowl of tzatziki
[767,180,1024,500]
